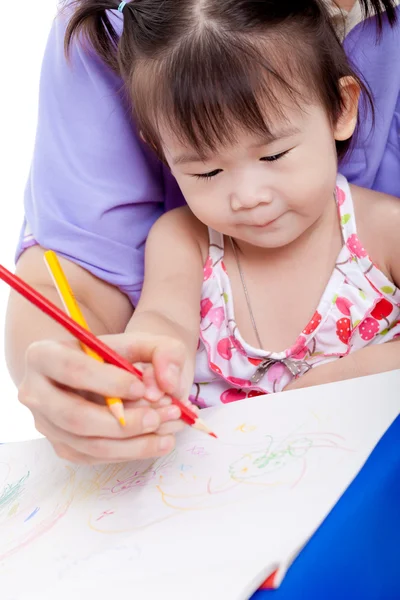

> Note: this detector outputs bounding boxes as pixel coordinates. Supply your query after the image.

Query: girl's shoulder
[352,184,400,228]
[148,207,209,262]
[351,184,400,278]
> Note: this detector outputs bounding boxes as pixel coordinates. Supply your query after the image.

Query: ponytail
[64,0,144,76]
[65,0,176,78]
[64,0,122,71]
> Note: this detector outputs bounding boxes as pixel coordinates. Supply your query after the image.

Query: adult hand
[18,332,188,464]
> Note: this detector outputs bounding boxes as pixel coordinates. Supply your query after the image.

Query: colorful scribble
[152,431,353,512]
[235,423,257,433]
[24,507,40,522]
[229,436,313,480]
[179,464,193,472]
[107,470,157,495]
[84,425,353,531]
[0,458,76,562]
[0,415,356,568]
[95,510,114,521]
[186,445,209,457]
[0,473,29,514]
[7,504,18,518]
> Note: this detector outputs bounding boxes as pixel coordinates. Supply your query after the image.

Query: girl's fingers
[103,333,187,396]
[141,364,165,401]
[152,343,187,396]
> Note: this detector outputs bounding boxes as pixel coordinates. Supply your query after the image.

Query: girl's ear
[333,76,360,141]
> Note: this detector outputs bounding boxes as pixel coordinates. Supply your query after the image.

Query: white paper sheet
[1,371,399,600]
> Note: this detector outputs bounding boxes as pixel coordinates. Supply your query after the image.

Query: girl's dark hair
[65,0,398,161]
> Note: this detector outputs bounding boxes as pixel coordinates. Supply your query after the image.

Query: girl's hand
[17,332,189,464]
[134,332,194,402]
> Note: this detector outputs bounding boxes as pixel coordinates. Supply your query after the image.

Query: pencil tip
[119,417,126,427]
[209,432,218,439]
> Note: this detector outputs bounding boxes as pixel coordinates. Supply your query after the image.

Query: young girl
[9,0,400,468]
[66,0,400,407]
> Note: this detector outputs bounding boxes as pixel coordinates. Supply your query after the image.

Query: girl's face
[161,93,357,250]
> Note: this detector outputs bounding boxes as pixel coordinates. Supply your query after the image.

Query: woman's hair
[65,0,398,161]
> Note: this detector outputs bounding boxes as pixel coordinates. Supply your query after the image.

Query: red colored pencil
[0,264,217,438]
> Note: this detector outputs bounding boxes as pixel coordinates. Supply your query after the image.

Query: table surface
[252,415,400,600]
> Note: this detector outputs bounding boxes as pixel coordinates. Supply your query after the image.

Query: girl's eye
[193,169,223,180]
[261,150,290,163]
[192,149,290,179]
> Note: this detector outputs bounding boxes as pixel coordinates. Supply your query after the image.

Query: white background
[0,1,58,441]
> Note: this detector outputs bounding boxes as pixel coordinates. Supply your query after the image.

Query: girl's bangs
[132,32,307,159]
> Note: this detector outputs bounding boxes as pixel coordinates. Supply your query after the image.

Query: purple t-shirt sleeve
[341,7,400,198]
[16,12,184,306]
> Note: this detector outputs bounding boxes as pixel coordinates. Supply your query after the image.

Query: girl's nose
[230,189,273,211]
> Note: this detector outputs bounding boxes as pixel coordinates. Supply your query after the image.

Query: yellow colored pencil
[43,250,126,427]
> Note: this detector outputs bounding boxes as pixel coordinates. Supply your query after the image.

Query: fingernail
[166,405,181,421]
[158,435,174,452]
[158,396,172,407]
[129,381,145,399]
[166,364,180,387]
[142,410,160,432]
[146,386,161,401]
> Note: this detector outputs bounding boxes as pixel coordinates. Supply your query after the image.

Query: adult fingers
[70,431,175,463]
[156,418,186,436]
[51,436,174,464]
[37,415,176,463]
[51,442,102,465]
[25,340,145,400]
[19,376,162,439]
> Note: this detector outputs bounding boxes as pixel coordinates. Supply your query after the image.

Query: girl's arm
[126,208,205,399]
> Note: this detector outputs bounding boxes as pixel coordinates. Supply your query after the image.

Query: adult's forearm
[5,285,110,386]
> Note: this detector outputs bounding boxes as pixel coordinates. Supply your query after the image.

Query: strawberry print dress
[189,174,400,408]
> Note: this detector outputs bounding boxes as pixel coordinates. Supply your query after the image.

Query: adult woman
[5,0,399,464]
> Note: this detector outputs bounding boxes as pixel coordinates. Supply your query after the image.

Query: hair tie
[118,1,127,12]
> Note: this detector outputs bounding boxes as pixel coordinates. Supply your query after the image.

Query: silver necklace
[229,236,264,350]
[229,236,311,382]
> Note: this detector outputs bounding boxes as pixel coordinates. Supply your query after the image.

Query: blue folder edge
[253,414,400,600]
